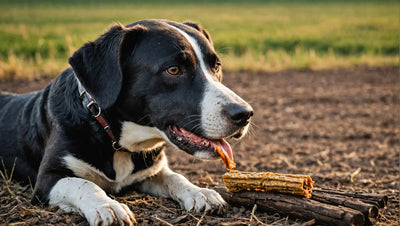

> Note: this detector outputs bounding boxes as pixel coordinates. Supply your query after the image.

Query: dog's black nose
[224,103,254,127]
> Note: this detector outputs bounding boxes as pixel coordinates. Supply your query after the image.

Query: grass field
[0,0,398,79]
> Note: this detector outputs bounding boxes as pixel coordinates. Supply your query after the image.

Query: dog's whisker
[190,124,203,135]
[246,122,257,138]
[182,114,202,120]
[182,121,202,131]
[180,115,202,129]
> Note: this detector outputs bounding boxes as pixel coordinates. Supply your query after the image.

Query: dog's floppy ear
[69,24,144,109]
[184,22,213,45]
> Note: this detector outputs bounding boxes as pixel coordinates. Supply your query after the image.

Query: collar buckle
[86,100,101,118]
[76,77,128,152]
[112,141,123,151]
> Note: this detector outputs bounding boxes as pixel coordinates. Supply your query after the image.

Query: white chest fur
[62,121,169,193]
[63,151,167,193]
[119,122,166,152]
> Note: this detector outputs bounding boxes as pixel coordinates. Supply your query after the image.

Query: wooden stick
[311,191,379,225]
[214,186,379,226]
[313,187,388,208]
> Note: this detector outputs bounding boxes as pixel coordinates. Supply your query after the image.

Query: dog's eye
[166,66,180,76]
[214,62,221,72]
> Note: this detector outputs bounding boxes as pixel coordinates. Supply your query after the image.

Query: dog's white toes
[85,200,136,226]
[108,201,137,225]
[120,203,137,225]
[180,188,227,213]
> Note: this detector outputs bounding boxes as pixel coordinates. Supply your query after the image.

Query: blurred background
[0,0,398,79]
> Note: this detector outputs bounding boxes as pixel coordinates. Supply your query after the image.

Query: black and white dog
[0,20,253,225]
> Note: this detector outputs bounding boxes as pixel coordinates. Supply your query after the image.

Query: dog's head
[69,20,253,163]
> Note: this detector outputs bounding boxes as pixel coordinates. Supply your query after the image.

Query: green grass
[0,0,398,78]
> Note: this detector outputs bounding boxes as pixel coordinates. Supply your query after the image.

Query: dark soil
[1,65,399,225]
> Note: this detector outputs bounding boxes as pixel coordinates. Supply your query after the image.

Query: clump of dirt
[0,65,398,225]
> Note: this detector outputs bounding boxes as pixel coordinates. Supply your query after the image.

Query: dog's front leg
[48,177,136,226]
[138,166,226,213]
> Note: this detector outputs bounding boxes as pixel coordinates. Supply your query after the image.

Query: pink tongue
[176,126,233,160]
[213,139,233,161]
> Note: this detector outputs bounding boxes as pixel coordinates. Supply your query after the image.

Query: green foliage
[0,0,397,77]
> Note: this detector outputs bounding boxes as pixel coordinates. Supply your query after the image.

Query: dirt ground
[0,65,399,225]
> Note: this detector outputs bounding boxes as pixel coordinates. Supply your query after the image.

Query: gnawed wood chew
[216,146,236,169]
[222,170,314,198]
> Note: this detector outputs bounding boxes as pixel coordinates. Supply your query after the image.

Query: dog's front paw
[178,187,227,213]
[84,199,136,226]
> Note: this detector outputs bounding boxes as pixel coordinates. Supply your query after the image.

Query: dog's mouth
[165,125,234,165]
